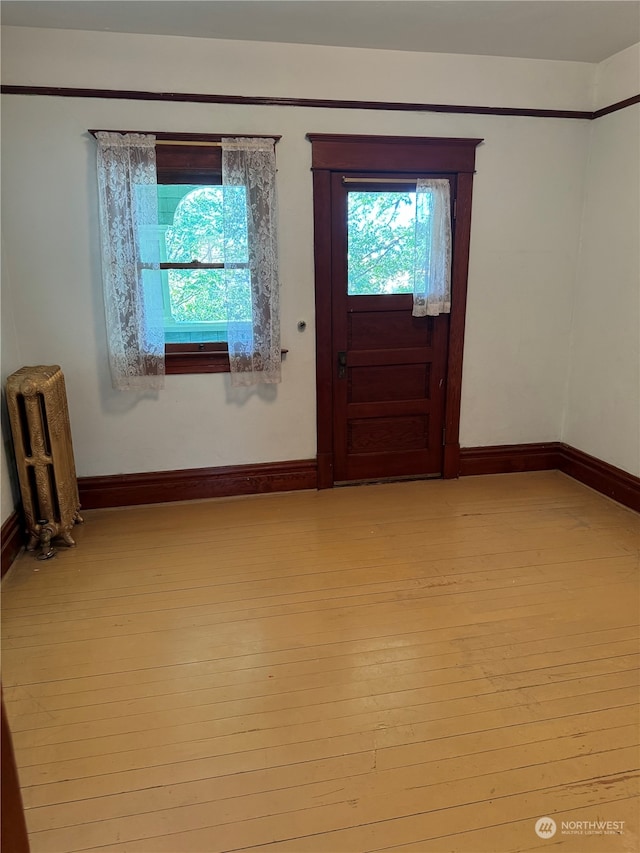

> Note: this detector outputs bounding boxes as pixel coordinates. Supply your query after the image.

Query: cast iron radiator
[6,365,83,559]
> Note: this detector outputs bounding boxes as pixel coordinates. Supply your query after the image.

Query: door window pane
[347,191,416,295]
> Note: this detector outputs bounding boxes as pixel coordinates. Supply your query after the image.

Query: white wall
[2,26,632,520]
[562,103,640,475]
[561,46,640,476]
[1,26,594,111]
[1,242,25,522]
[593,42,640,110]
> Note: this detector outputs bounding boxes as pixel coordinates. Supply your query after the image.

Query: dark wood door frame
[308,134,482,488]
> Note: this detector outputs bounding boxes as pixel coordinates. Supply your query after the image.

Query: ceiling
[2,1,639,64]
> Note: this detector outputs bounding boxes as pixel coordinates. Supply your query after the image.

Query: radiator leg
[60,530,77,548]
[74,511,84,525]
[36,523,56,561]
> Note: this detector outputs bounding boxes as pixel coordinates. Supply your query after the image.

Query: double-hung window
[95,131,281,388]
[157,140,249,374]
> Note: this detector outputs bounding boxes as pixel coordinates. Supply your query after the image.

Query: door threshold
[334,473,443,488]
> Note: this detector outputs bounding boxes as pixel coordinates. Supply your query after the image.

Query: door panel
[349,310,432,350]
[331,174,450,482]
[349,363,430,403]
[349,416,429,452]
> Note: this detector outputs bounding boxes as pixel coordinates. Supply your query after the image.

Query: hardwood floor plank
[6,623,637,721]
[26,724,639,834]
[21,705,639,812]
[16,686,640,787]
[4,526,633,610]
[63,751,638,852]
[12,652,640,753]
[27,739,640,852]
[4,556,637,645]
[230,788,639,853]
[4,581,637,684]
[347,797,640,853]
[6,619,637,708]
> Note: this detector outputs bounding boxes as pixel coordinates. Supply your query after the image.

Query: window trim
[88,131,280,374]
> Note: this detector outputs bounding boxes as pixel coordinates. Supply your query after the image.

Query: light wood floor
[2,471,639,853]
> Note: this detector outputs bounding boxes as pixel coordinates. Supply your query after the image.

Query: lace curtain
[412,178,452,318]
[222,138,281,386]
[96,132,165,390]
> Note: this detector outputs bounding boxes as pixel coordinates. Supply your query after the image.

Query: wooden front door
[309,134,481,488]
[331,174,450,482]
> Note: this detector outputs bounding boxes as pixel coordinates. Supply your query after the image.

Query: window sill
[166,349,231,374]
[166,343,229,373]
[165,345,288,375]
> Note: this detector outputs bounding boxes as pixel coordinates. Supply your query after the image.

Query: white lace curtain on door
[412,178,452,318]
[96,132,165,390]
[222,138,281,386]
